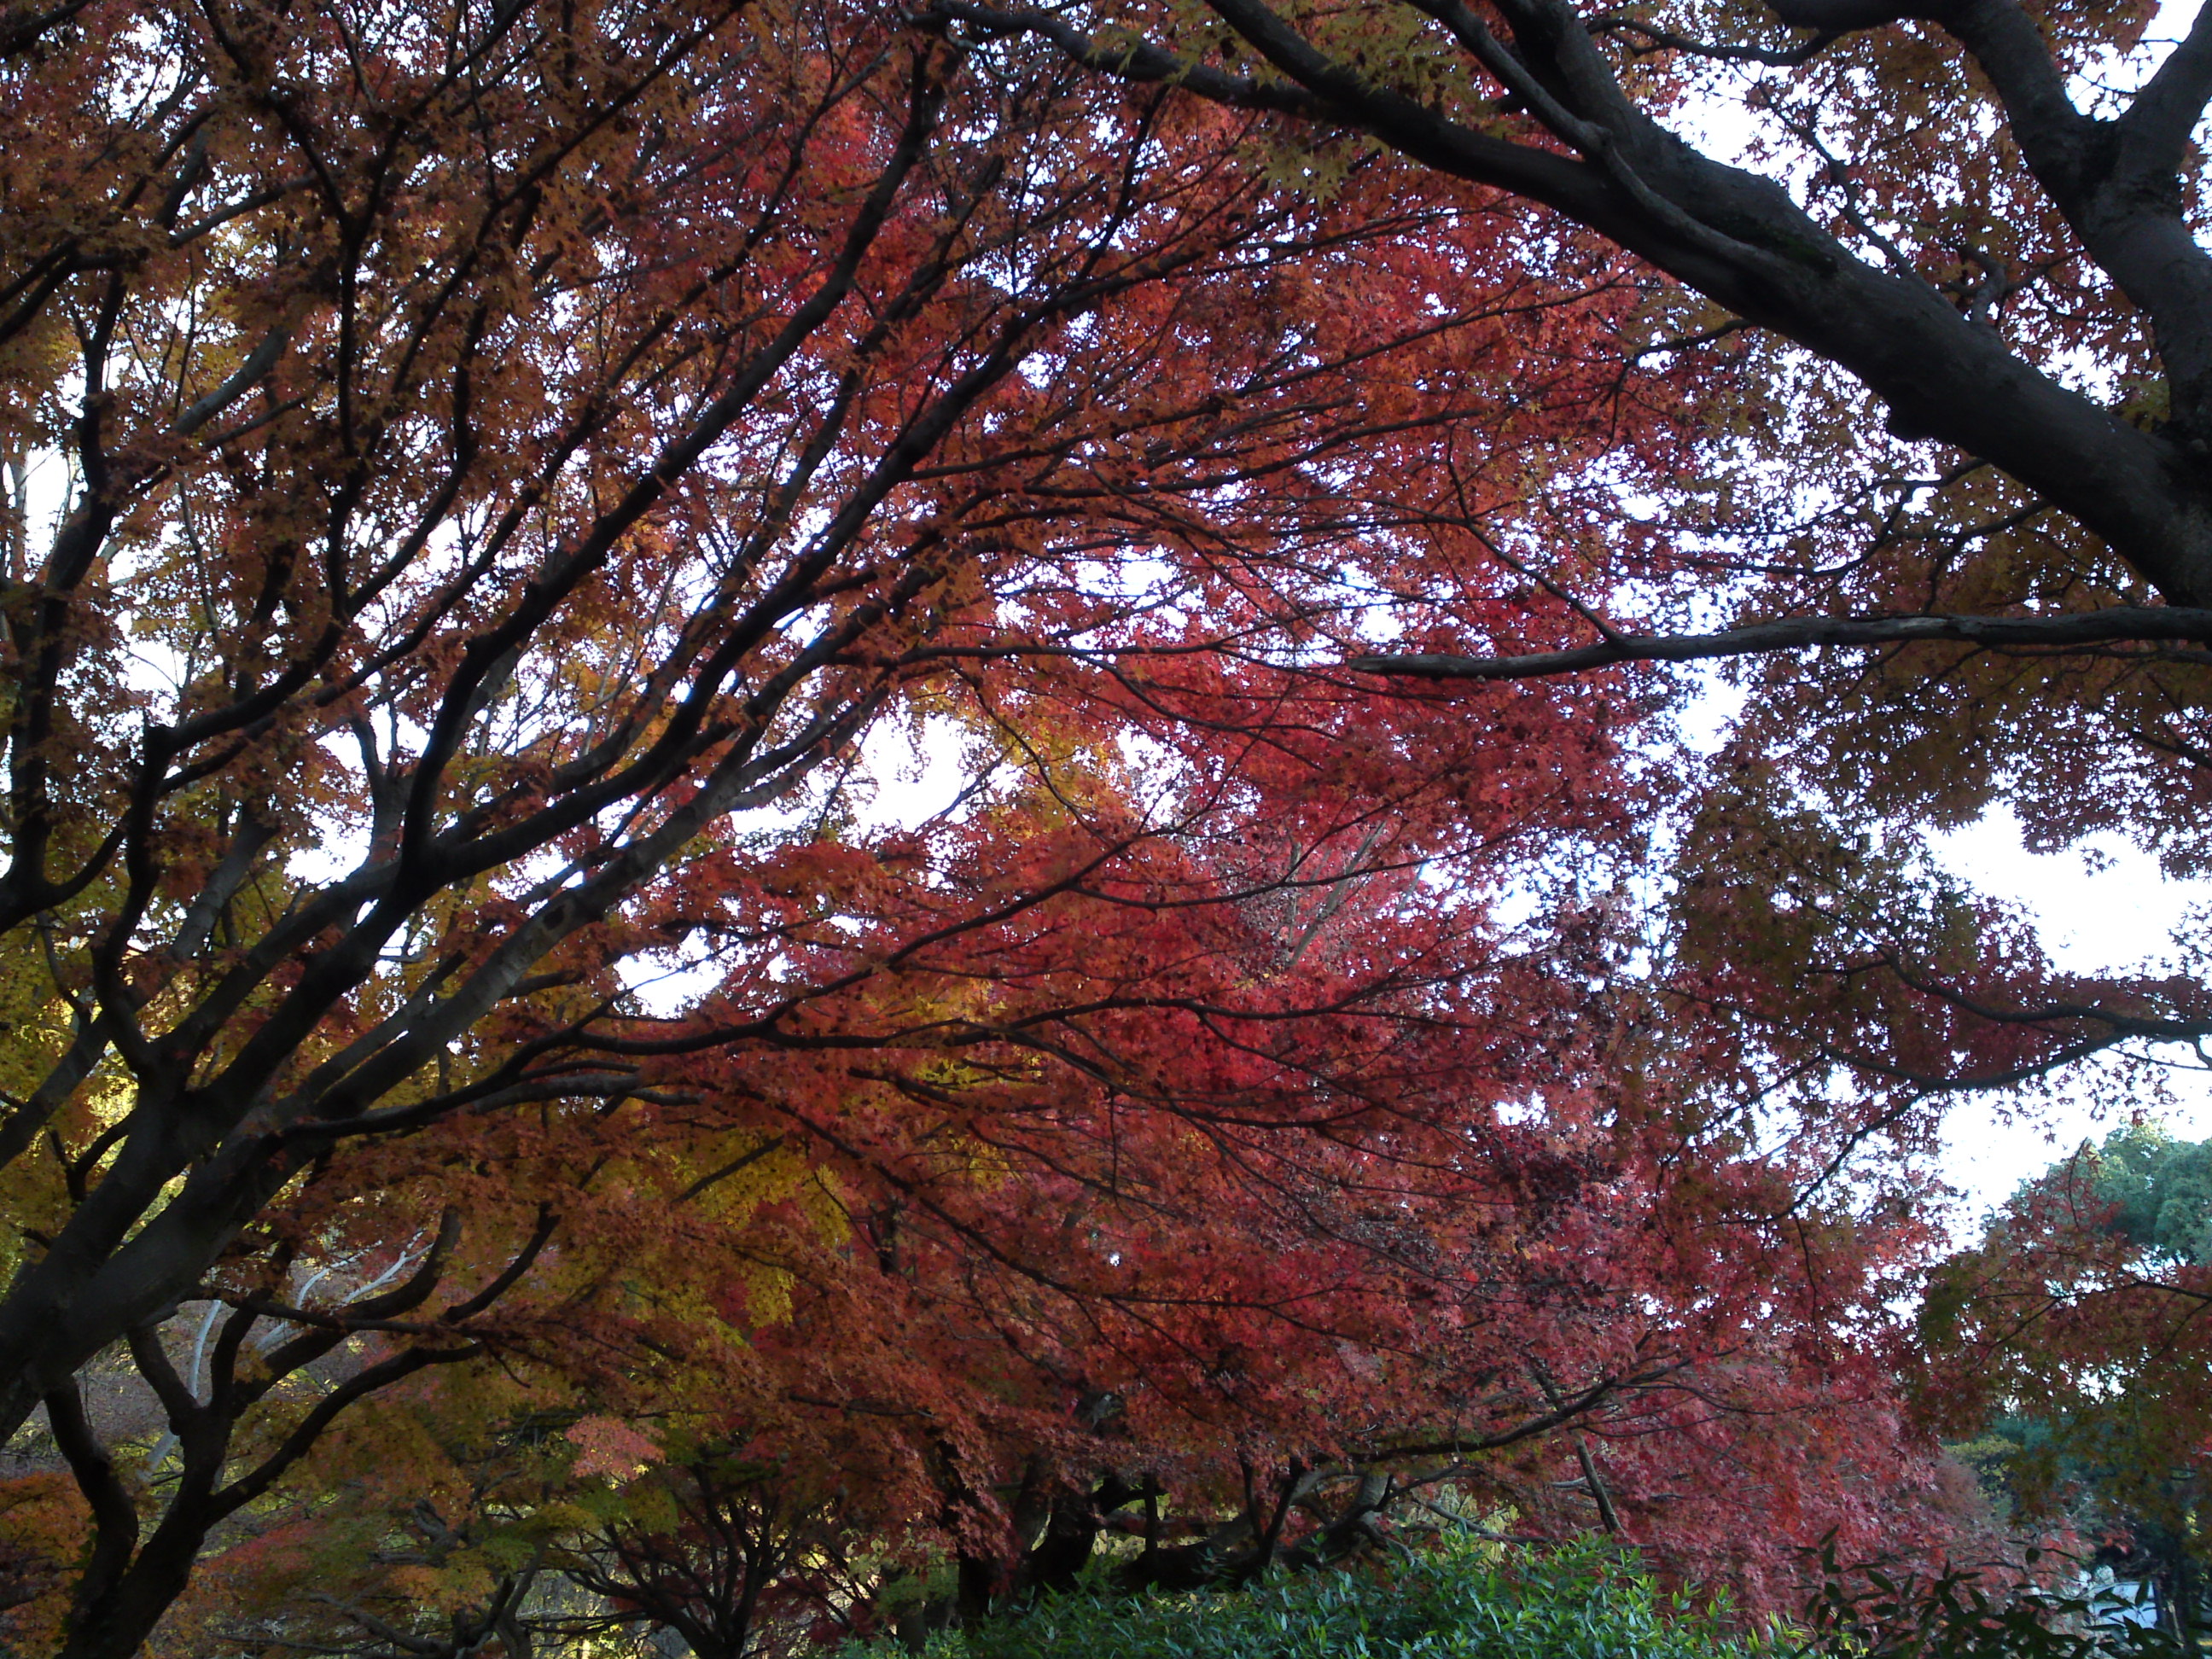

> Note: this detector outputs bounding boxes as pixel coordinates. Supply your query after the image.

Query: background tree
[1922,1126,2212,1639]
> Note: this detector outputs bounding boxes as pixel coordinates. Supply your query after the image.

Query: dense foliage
[3,0,2210,1649]
[1803,1545,2189,1659]
[870,1534,1755,1659]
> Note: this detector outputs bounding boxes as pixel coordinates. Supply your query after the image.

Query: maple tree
[0,0,1673,1438]
[0,0,2106,1650]
[907,13,2212,1616]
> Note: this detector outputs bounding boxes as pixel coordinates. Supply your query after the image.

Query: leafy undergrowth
[886,1536,1755,1659]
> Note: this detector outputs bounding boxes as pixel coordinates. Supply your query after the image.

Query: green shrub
[1801,1545,2188,1659]
[877,1535,1755,1659]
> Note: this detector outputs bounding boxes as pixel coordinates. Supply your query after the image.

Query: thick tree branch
[2122,0,2212,180]
[1346,607,2212,680]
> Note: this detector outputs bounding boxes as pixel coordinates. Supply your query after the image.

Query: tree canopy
[2,0,2207,1651]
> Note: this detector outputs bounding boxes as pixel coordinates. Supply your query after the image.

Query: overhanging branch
[1346,606,2212,680]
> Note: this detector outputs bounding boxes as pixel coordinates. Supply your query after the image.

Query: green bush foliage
[1802,1546,2186,1659]
[881,1535,1754,1659]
